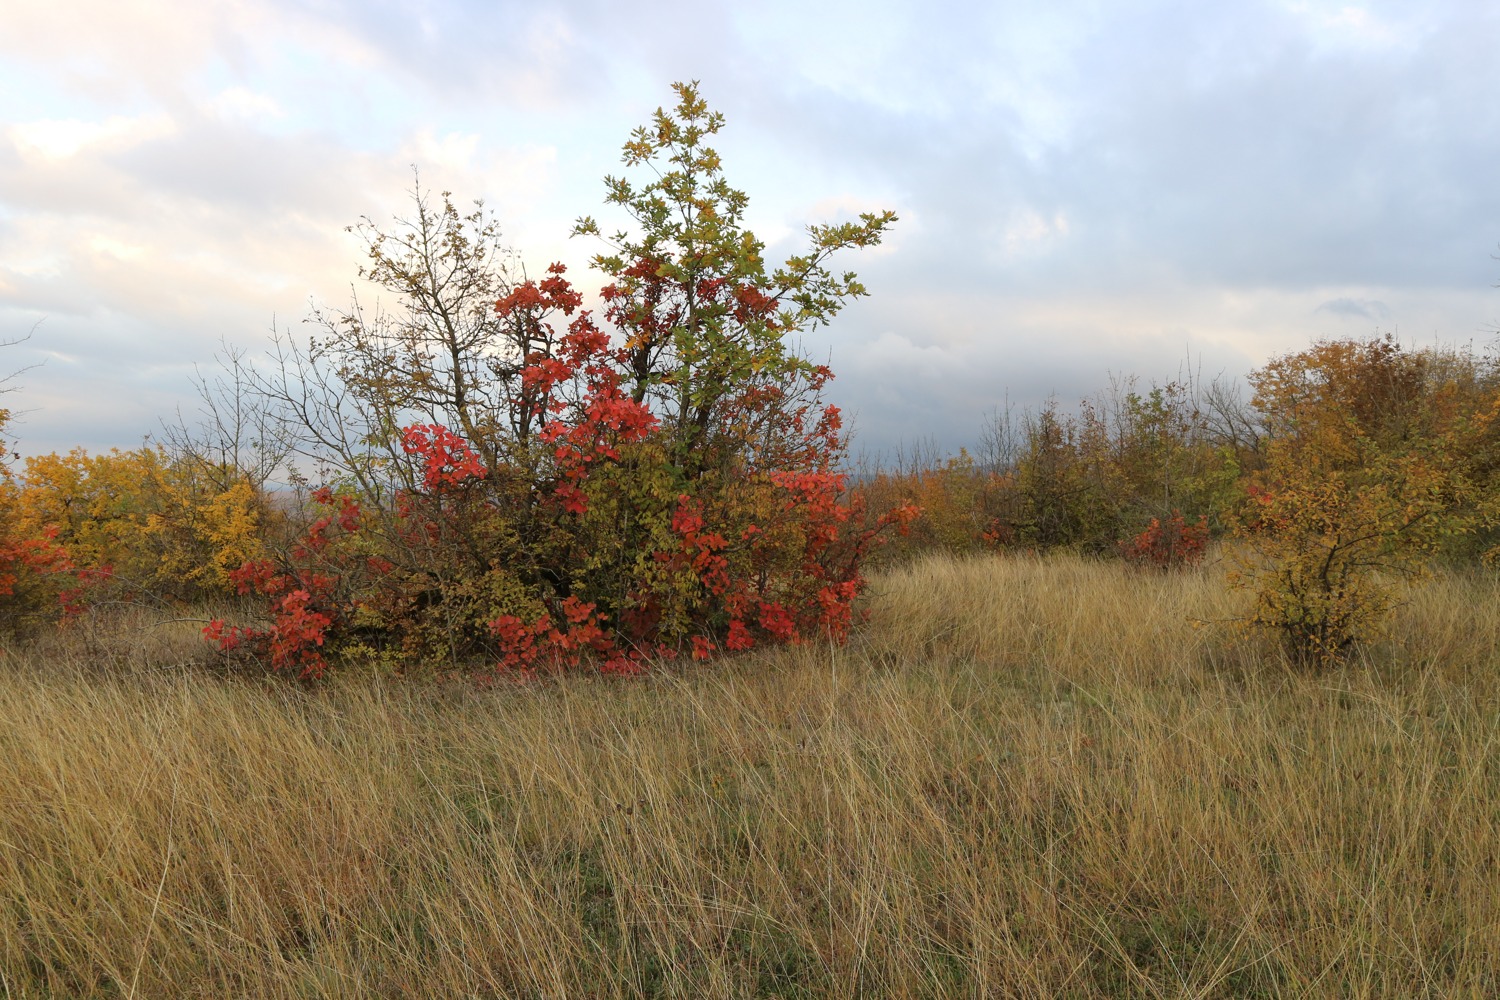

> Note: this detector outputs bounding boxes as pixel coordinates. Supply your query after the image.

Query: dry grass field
[2,551,1498,997]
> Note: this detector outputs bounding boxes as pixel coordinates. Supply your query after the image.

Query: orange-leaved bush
[1232,336,1500,665]
[1118,511,1209,569]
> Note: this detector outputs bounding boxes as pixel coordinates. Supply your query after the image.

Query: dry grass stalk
[1,552,1497,997]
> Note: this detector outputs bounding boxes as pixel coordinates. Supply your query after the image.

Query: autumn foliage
[1229,336,1499,665]
[1118,511,1209,570]
[5,92,1498,676]
[187,82,909,677]
[857,337,1500,665]
[860,378,1244,563]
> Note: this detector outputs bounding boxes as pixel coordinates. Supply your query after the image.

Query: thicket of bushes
[860,335,1500,663]
[4,84,1499,671]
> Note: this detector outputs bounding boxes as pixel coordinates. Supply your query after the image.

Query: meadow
[3,550,1497,998]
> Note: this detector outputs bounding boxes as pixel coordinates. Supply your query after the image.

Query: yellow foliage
[1234,337,1499,665]
[11,446,275,602]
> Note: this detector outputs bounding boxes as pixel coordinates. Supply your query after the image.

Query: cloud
[998,209,1070,263]
[0,102,571,456]
[8,114,178,162]
[1316,297,1393,321]
[3,0,1499,460]
[208,87,285,123]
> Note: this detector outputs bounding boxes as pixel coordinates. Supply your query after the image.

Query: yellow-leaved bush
[7,446,278,613]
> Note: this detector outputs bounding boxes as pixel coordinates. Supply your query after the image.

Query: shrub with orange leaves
[1232,336,1500,666]
[1118,511,1209,569]
[858,450,1000,558]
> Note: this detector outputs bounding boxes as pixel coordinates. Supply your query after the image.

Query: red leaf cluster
[401,425,486,491]
[1118,511,1209,570]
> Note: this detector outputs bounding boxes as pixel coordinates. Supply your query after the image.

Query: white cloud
[208,87,284,123]
[1000,209,1069,261]
[8,114,177,162]
[401,130,483,173]
[85,236,146,263]
[1281,1,1433,52]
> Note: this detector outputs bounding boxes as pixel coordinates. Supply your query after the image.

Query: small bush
[1118,511,1208,570]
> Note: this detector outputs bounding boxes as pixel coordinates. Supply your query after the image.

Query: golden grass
[2,552,1498,997]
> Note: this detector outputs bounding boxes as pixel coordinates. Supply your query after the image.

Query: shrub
[210,83,910,677]
[1118,511,1209,570]
[0,356,115,633]
[1231,337,1497,666]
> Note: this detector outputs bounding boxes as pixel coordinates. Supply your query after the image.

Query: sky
[2,0,1498,461]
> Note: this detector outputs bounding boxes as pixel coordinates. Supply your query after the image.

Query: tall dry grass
[2,552,1498,997]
